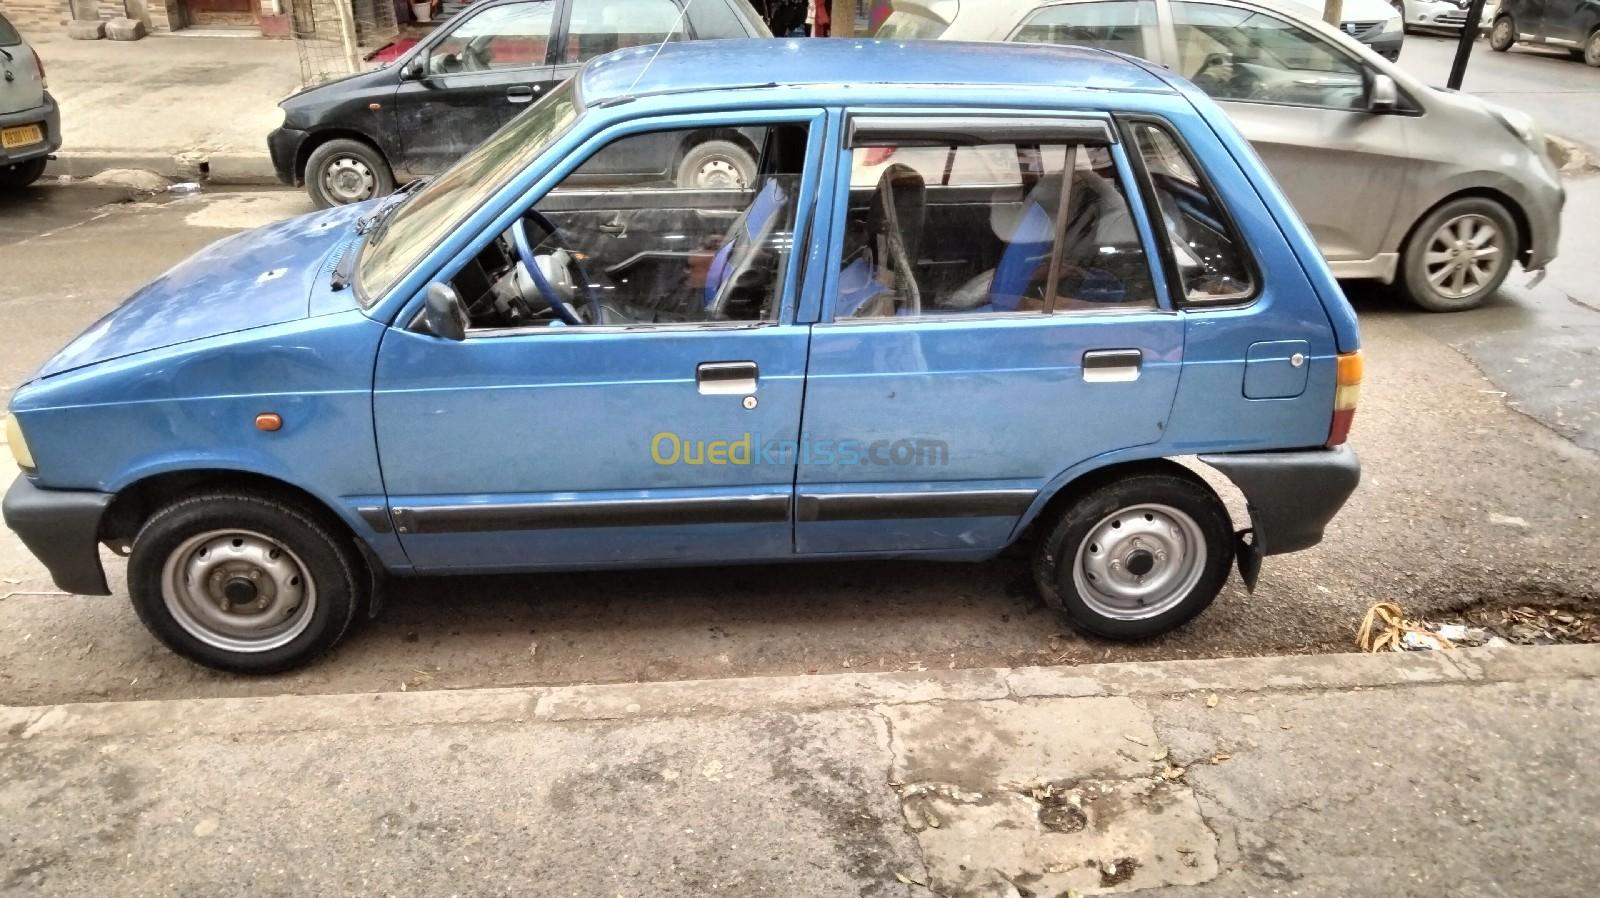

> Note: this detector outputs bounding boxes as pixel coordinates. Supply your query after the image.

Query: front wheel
[1488,16,1516,51]
[1400,197,1517,312]
[1583,29,1600,66]
[1031,472,1233,640]
[0,157,48,190]
[305,138,395,209]
[127,492,365,673]
[676,140,757,189]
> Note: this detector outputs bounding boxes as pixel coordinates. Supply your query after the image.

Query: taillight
[1327,350,1362,447]
[35,52,46,89]
[862,146,897,166]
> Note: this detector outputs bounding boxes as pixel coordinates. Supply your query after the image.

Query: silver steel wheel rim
[1423,213,1504,301]
[1493,20,1511,43]
[324,156,376,203]
[1072,504,1207,621]
[692,158,747,189]
[160,529,317,653]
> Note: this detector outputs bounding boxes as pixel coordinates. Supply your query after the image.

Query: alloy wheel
[1422,213,1505,301]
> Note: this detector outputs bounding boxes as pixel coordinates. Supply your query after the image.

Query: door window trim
[1116,113,1261,309]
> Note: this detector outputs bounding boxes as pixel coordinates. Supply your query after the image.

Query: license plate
[1,124,44,150]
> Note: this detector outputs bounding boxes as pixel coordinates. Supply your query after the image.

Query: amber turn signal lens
[1327,350,1363,447]
[255,413,283,432]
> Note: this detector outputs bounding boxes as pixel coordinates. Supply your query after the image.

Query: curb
[45,151,281,186]
[4,644,1597,742]
[1548,133,1599,176]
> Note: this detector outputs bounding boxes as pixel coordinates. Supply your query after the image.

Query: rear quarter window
[0,14,23,45]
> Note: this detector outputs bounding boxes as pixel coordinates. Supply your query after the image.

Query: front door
[1165,0,1410,267]
[373,113,827,570]
[795,113,1188,555]
[393,0,559,176]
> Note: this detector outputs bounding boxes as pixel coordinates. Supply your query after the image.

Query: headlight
[1381,14,1402,33]
[4,415,34,472]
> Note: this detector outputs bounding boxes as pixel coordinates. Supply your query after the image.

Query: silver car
[0,12,59,191]
[877,0,1564,311]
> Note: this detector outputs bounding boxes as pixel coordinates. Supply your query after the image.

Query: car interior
[448,124,808,330]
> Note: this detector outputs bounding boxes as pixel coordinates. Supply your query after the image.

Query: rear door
[393,0,559,174]
[795,112,1187,555]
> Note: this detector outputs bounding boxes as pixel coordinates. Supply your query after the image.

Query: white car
[1393,0,1486,31]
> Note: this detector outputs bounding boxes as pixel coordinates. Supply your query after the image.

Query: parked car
[1280,0,1405,58]
[1392,0,1478,32]
[877,0,1564,311]
[268,0,772,207]
[0,12,59,190]
[7,39,1364,672]
[1489,0,1600,65]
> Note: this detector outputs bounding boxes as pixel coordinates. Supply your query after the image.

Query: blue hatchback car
[3,39,1362,672]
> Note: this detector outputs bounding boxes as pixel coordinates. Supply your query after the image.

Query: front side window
[837,134,1156,319]
[429,1,555,73]
[1012,1,1159,61]
[1172,2,1368,110]
[565,0,686,64]
[446,124,808,330]
[1128,121,1253,303]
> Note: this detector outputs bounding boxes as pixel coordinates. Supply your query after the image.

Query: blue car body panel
[6,39,1360,589]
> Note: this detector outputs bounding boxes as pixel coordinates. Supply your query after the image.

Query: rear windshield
[874,4,957,39]
[0,14,22,45]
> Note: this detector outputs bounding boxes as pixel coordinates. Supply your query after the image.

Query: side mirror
[420,282,468,341]
[400,55,428,82]
[1368,73,1399,113]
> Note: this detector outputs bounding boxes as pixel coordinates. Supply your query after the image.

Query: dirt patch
[1097,856,1140,887]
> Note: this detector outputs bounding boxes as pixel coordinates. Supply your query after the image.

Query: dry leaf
[1151,746,1169,762]
[1161,765,1186,781]
[1211,752,1232,764]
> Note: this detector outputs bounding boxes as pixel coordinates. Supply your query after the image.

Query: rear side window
[0,14,21,45]
[874,4,958,39]
[1012,1,1159,61]
[1127,121,1254,303]
[837,134,1157,319]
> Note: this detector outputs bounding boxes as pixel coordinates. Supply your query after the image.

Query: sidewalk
[32,31,299,184]
[4,645,1598,896]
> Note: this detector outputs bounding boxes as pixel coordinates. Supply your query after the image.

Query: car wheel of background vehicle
[0,158,48,190]
[127,492,364,673]
[1584,29,1600,66]
[305,138,395,209]
[1400,197,1517,312]
[676,140,757,189]
[1488,16,1515,50]
[1031,472,1233,640]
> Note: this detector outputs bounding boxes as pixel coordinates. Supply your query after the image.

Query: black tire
[1400,196,1518,312]
[1584,29,1600,66]
[304,137,395,209]
[1031,472,1233,641]
[127,491,365,673]
[1488,15,1515,51]
[675,139,757,189]
[0,157,48,190]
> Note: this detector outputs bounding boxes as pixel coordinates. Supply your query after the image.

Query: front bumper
[1198,446,1361,588]
[267,125,310,186]
[0,91,63,166]
[2,475,113,596]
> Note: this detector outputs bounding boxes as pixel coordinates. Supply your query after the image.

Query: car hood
[34,202,367,379]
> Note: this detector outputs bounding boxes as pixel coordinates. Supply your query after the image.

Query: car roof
[578,38,1175,106]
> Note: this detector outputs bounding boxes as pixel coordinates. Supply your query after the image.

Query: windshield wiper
[335,179,429,291]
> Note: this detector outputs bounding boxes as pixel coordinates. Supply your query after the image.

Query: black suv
[1488,0,1600,66]
[269,0,770,207]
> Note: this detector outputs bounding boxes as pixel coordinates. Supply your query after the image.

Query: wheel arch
[294,129,392,185]
[1010,455,1228,548]
[1398,186,1532,267]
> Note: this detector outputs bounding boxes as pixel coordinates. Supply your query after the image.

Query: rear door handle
[697,361,758,395]
[506,85,538,104]
[1083,349,1143,383]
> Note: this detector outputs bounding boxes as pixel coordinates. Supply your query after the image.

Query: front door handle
[506,85,539,104]
[697,361,758,395]
[1083,349,1143,383]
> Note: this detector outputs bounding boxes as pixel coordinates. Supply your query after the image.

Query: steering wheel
[512,212,597,325]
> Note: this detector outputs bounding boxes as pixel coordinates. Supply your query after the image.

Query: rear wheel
[1031,472,1233,640]
[1489,15,1516,50]
[127,492,365,673]
[0,157,48,190]
[1400,196,1517,312]
[305,138,395,209]
[675,140,757,189]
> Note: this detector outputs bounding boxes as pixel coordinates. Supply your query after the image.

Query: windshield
[357,78,580,304]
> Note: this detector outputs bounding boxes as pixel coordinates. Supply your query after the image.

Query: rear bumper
[267,125,309,186]
[0,92,62,166]
[2,475,112,596]
[1200,445,1360,557]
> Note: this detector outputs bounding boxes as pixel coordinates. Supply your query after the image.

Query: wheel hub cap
[1072,504,1207,621]
[325,157,375,203]
[695,158,746,189]
[1423,213,1504,301]
[161,530,317,653]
